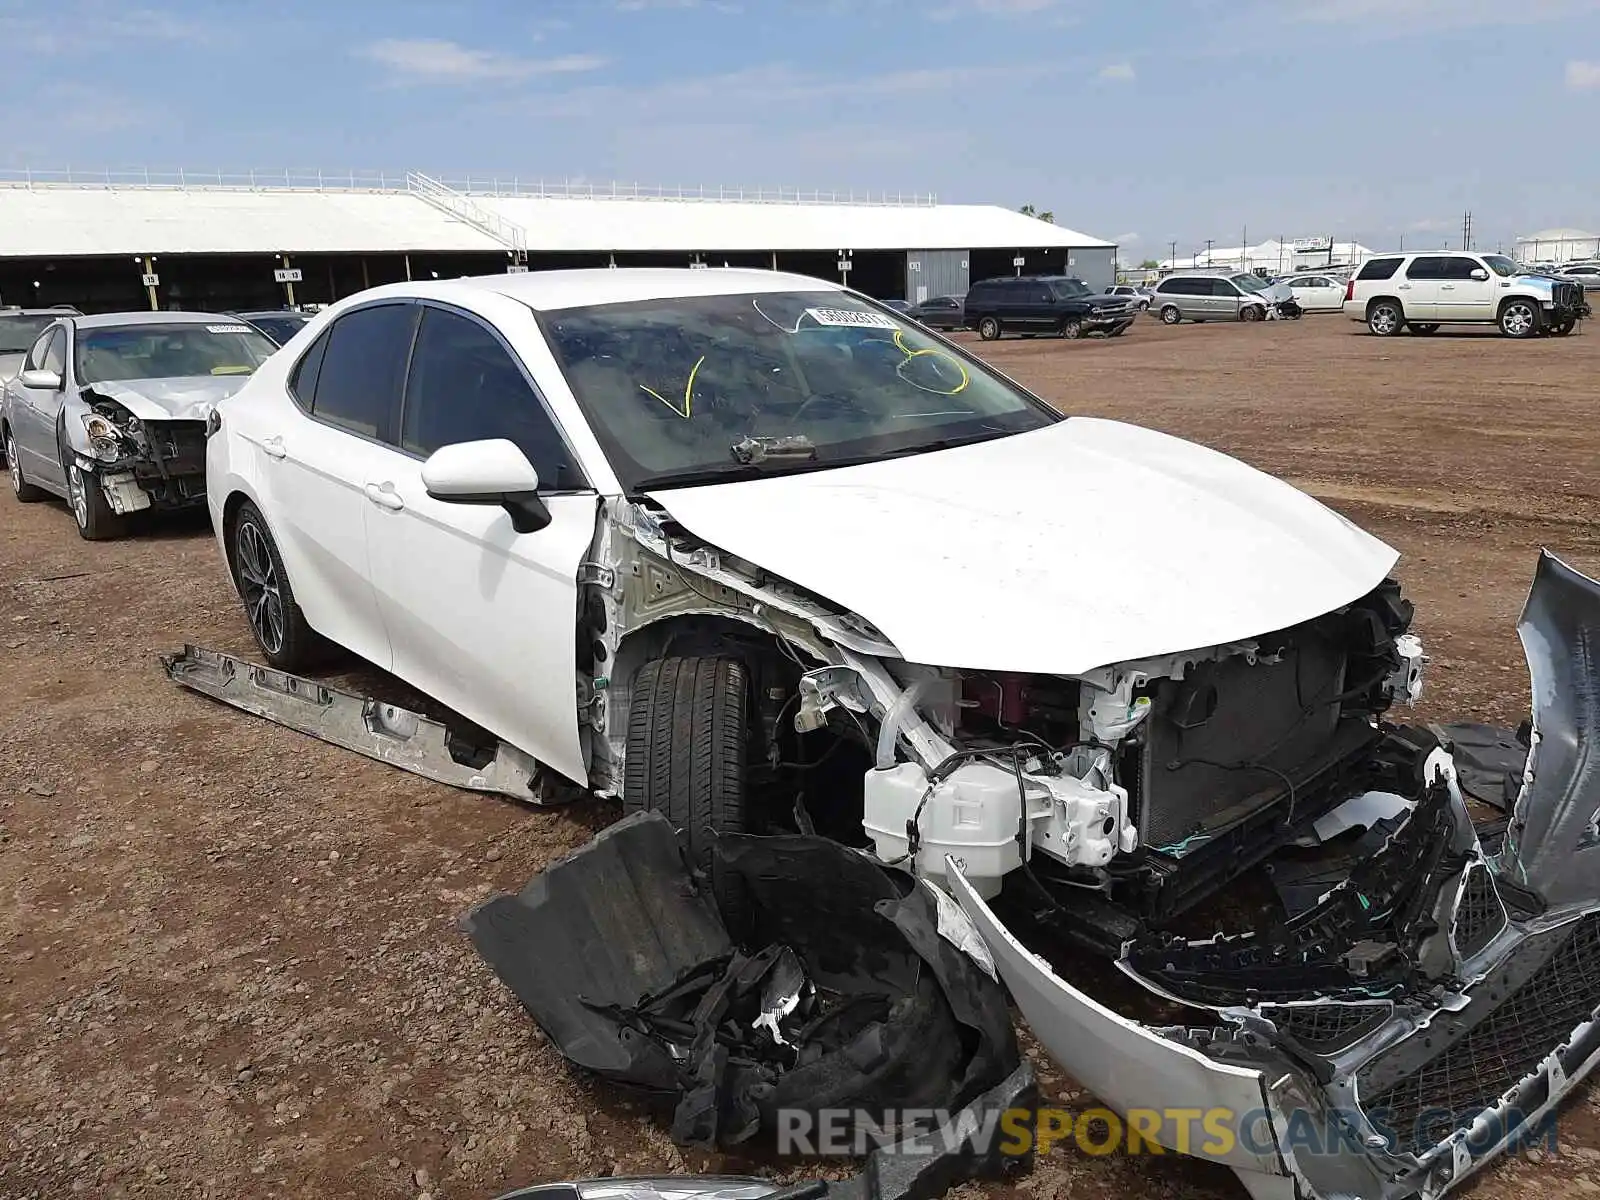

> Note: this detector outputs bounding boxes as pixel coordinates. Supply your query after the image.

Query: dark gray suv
[962,276,1136,340]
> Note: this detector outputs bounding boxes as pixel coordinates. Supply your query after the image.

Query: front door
[359,304,598,784]
[1436,257,1498,320]
[11,325,69,489]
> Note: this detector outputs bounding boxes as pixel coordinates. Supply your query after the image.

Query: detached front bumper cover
[954,550,1600,1200]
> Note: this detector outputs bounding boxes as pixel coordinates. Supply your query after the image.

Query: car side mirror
[19,368,61,390]
[1470,268,1490,281]
[421,438,551,534]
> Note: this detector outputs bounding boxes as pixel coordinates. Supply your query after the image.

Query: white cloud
[929,0,1066,20]
[1568,60,1600,89]
[1112,231,1140,243]
[1288,0,1600,31]
[1098,62,1135,81]
[358,39,607,85]
[0,3,214,53]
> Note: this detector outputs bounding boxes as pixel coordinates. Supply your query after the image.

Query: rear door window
[1357,258,1403,280]
[309,303,417,441]
[1439,257,1482,280]
[1404,257,1450,280]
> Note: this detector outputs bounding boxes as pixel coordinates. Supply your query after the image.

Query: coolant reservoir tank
[862,761,1024,899]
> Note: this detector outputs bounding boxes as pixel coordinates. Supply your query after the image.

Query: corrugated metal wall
[905,249,970,303]
[1066,247,1115,292]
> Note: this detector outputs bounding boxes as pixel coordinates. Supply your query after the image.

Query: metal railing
[406,171,527,259]
[0,167,939,207]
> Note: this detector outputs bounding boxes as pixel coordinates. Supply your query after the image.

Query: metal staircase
[406,171,528,264]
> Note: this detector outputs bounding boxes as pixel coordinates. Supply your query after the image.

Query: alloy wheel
[235,519,286,655]
[6,434,19,496]
[67,465,89,529]
[1502,302,1536,337]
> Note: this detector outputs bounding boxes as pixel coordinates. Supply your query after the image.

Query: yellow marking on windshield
[638,353,706,418]
[211,365,254,375]
[892,329,969,396]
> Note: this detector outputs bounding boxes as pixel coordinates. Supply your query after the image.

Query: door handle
[1397,284,1411,290]
[1441,284,1456,290]
[364,482,405,511]
[261,435,286,460]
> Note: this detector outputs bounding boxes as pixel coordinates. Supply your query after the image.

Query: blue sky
[3,0,1599,257]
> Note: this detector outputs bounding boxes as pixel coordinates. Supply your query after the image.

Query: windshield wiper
[730,434,817,465]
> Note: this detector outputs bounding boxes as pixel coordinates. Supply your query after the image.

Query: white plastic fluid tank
[862,761,1023,898]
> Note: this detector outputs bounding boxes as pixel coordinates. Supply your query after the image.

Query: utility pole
[1461,210,1473,251]
[1242,224,1248,272]
[1204,238,1214,265]
[1169,240,1177,269]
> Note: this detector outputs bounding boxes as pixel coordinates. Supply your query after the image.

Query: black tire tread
[624,656,751,917]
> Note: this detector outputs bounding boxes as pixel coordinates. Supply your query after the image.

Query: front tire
[977,316,1001,341]
[1550,317,1576,336]
[1160,305,1182,325]
[1409,323,1440,335]
[1060,318,1083,339]
[1367,300,1404,337]
[6,429,47,502]
[230,499,317,670]
[1499,298,1541,339]
[624,656,753,918]
[1241,304,1264,322]
[63,456,128,541]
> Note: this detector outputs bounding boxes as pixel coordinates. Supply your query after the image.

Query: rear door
[254,302,418,671]
[359,302,598,782]
[1399,256,1448,320]
[1436,256,1497,320]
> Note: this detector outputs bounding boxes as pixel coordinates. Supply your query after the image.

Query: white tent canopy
[1158,237,1374,274]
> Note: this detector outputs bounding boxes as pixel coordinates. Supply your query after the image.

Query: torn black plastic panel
[464,811,1026,1165]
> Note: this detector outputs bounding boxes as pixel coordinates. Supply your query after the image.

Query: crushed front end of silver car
[67,379,229,514]
[948,550,1600,1200]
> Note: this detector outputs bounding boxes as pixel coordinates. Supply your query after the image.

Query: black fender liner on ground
[462,811,1026,1167]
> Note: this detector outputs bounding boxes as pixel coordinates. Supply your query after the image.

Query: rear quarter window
[1357,258,1403,281]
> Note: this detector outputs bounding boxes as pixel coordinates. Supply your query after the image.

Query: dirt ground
[5,313,1600,1200]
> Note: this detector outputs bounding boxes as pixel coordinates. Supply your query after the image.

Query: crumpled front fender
[1496,550,1600,911]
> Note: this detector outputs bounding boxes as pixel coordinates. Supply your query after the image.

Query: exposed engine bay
[579,497,1600,1200]
[76,391,208,514]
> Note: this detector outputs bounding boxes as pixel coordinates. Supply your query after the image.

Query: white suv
[1343,251,1588,337]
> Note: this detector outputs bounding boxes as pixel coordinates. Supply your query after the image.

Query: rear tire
[6,429,47,502]
[977,316,1001,341]
[624,656,754,921]
[1367,299,1404,337]
[1499,298,1541,339]
[1160,305,1181,325]
[230,499,318,670]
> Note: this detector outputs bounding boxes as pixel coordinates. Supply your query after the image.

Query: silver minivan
[1151,272,1285,324]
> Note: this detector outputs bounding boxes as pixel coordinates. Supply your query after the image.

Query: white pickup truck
[1343,251,1589,337]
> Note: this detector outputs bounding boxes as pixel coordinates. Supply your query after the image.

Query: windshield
[542,289,1057,489]
[1483,255,1519,278]
[75,322,278,385]
[248,314,310,344]
[1051,279,1093,298]
[1231,274,1268,293]
[0,315,57,354]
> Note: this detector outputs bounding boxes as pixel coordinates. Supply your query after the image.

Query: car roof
[233,309,308,318]
[354,267,848,314]
[71,310,250,331]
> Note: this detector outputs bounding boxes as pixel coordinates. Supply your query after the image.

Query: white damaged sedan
[204,269,1600,1200]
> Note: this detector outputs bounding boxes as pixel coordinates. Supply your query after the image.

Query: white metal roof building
[1514,228,1600,264]
[0,170,1116,314]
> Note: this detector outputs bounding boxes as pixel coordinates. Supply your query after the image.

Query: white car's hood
[647,417,1398,675]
